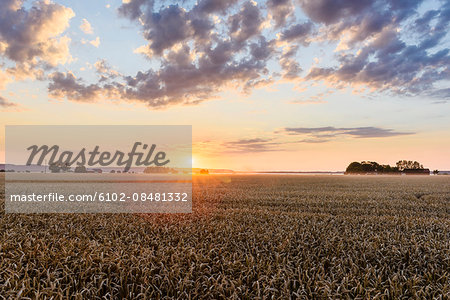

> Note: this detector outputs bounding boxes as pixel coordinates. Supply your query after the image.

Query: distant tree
[144,166,171,174]
[346,162,364,173]
[381,165,392,173]
[361,161,381,172]
[346,161,401,174]
[396,160,423,171]
[396,160,404,170]
[49,162,61,173]
[110,170,116,173]
[74,165,87,173]
[61,163,71,172]
[49,162,71,173]
[433,170,439,175]
[199,169,209,175]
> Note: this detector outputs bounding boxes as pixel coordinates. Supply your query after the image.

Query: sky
[0,0,449,171]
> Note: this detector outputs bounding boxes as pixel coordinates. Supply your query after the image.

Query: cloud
[267,0,294,28]
[0,69,12,90]
[50,26,276,107]
[275,22,314,80]
[306,25,450,97]
[96,0,274,107]
[117,0,148,20]
[342,127,414,138]
[228,138,271,145]
[298,0,373,25]
[94,59,120,79]
[279,22,313,44]
[0,0,74,75]
[193,0,239,14]
[431,100,447,104]
[299,0,419,45]
[202,124,415,154]
[229,2,264,44]
[48,72,103,101]
[302,0,450,98]
[80,19,93,34]
[291,89,333,104]
[284,126,414,138]
[297,138,330,143]
[19,0,448,108]
[139,5,194,55]
[277,45,301,79]
[89,37,100,48]
[223,138,282,152]
[81,37,101,47]
[428,88,450,100]
[118,0,239,56]
[0,95,17,108]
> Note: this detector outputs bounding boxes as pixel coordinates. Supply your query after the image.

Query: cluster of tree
[395,160,423,171]
[199,169,209,175]
[346,160,429,174]
[143,166,179,174]
[346,161,398,174]
[49,162,71,173]
[74,166,87,173]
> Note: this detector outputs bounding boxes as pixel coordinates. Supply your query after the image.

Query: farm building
[403,168,430,175]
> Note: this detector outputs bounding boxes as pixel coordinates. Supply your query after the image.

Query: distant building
[403,168,430,175]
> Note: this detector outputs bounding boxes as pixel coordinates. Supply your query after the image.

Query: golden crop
[0,174,449,299]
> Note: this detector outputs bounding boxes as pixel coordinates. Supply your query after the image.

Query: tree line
[346,160,434,174]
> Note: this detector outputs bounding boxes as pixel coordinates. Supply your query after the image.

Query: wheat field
[0,174,449,299]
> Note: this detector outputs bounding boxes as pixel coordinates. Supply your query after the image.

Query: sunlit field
[1,174,449,298]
